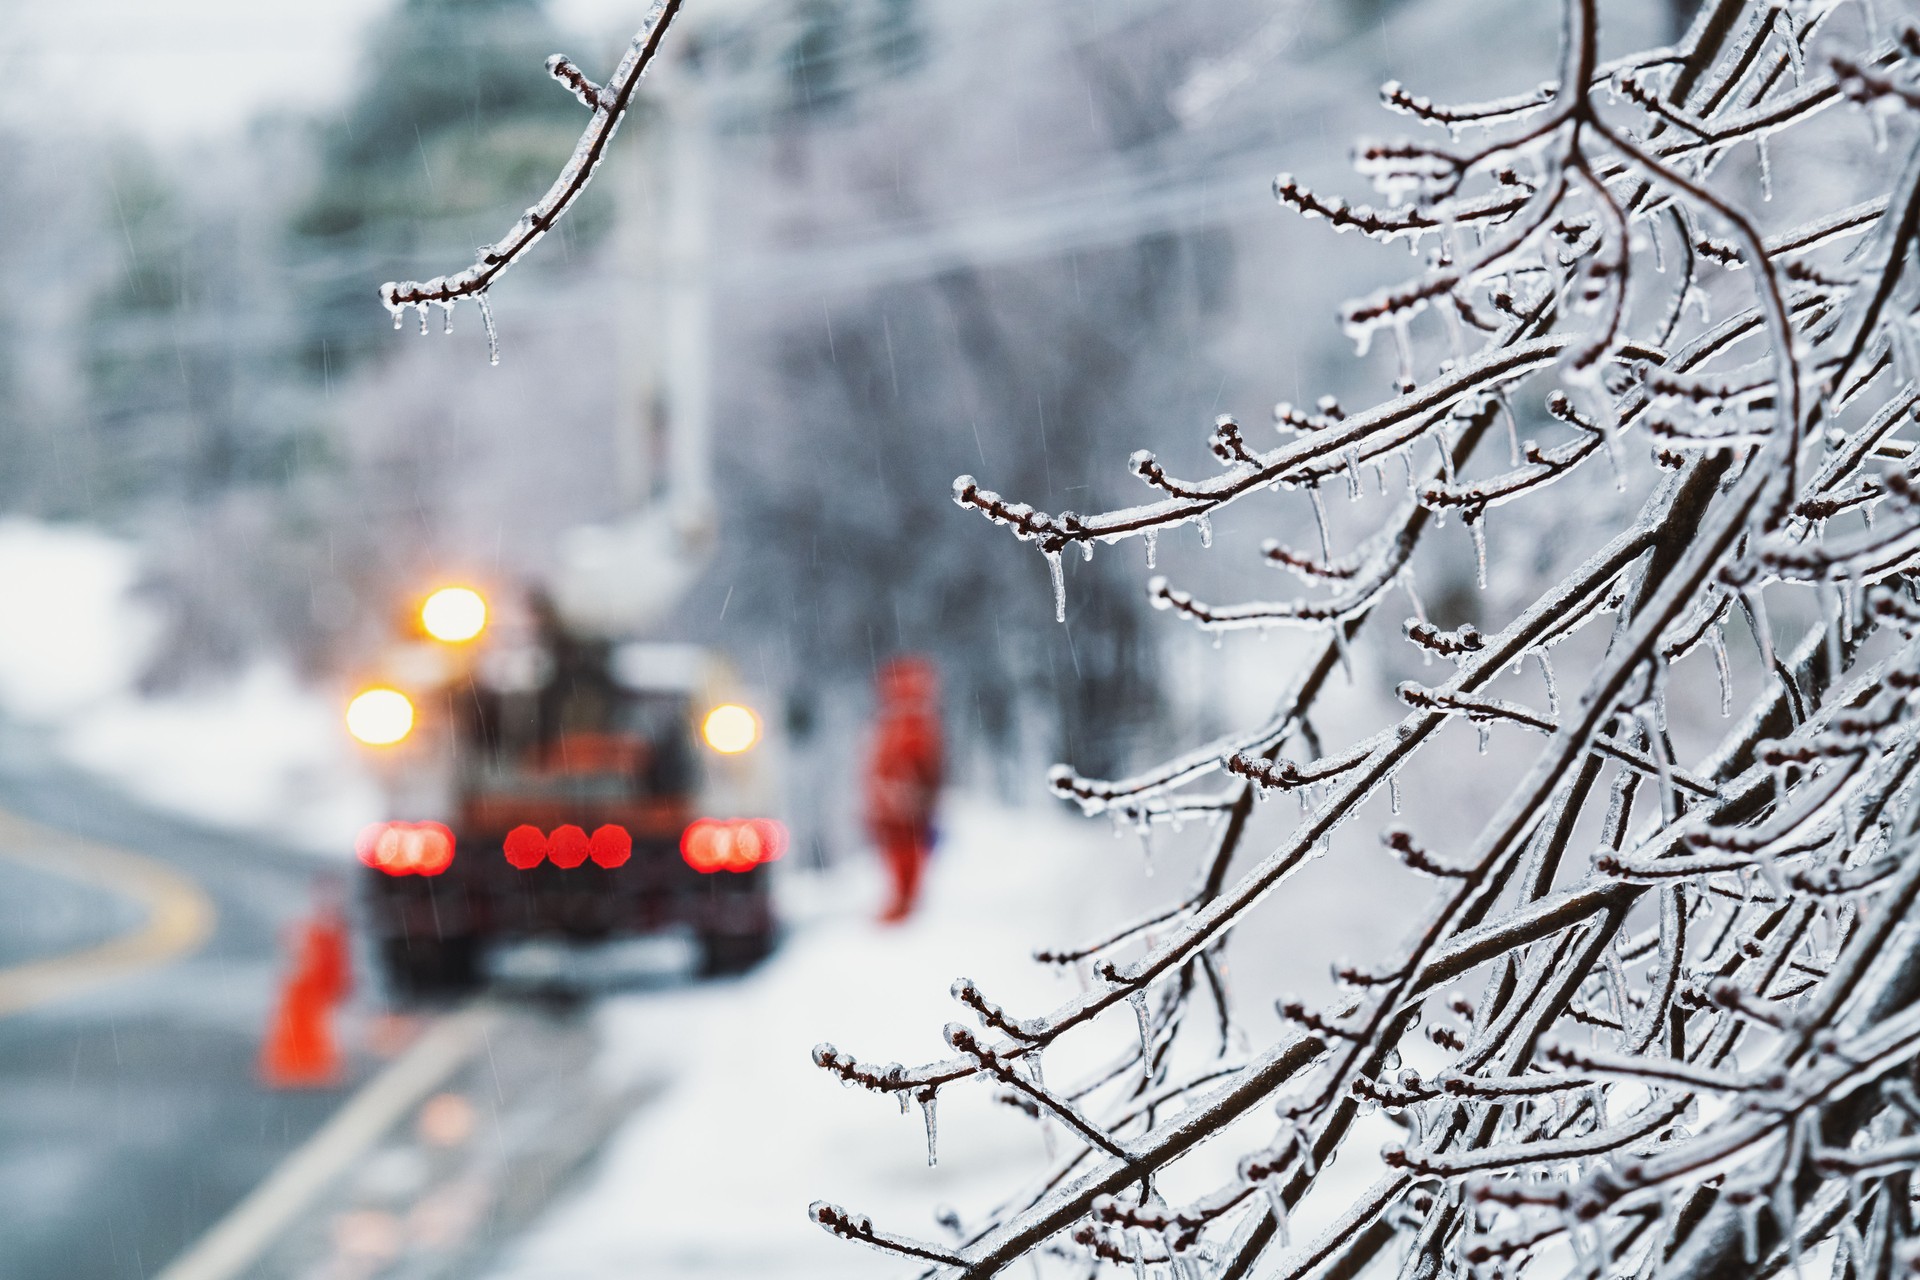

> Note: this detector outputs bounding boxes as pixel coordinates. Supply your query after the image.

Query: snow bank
[0,519,160,721]
[0,519,379,854]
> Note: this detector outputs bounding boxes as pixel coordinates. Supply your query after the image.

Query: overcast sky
[0,0,640,142]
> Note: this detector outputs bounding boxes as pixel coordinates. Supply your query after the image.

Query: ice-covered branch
[811,1,1920,1272]
[377,0,683,364]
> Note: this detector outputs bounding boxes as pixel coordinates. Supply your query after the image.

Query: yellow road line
[0,808,216,1017]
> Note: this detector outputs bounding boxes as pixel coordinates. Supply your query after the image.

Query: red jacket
[865,706,942,834]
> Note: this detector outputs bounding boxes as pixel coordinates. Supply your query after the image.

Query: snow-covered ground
[482,783,1429,1280]
[484,798,1148,1280]
[0,519,380,854]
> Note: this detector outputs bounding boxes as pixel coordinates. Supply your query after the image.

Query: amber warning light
[701,704,759,754]
[421,586,488,643]
[347,687,415,746]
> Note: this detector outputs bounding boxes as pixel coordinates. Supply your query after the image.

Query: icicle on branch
[376,0,683,364]
[807,0,1920,1274]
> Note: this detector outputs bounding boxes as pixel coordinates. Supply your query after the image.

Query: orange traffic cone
[260,908,350,1089]
[306,905,352,1006]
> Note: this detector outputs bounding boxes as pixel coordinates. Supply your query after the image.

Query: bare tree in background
[794,1,1920,1275]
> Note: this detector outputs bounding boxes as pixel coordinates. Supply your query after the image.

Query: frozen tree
[362,0,1920,1270]
[793,1,1920,1276]
[709,0,1259,785]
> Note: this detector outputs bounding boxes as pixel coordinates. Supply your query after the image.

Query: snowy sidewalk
[483,798,1146,1280]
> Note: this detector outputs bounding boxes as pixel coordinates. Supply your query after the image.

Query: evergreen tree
[289,0,607,374]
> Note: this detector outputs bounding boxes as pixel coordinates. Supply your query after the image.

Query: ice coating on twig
[378,1,682,362]
[807,5,1920,1275]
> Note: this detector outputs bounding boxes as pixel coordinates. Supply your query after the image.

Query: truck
[347,585,780,993]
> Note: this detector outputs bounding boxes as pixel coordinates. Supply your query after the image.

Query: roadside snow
[0,519,160,720]
[61,662,381,853]
[0,519,379,854]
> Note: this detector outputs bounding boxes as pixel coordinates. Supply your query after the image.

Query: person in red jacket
[865,656,943,923]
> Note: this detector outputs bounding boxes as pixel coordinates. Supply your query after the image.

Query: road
[0,721,673,1280]
[179,1000,655,1280]
[0,722,367,1280]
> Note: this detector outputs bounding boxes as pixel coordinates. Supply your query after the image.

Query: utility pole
[660,66,715,540]
[554,52,715,636]
[611,103,665,510]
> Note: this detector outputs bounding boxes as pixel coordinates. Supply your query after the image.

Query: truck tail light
[504,824,547,869]
[589,824,632,868]
[549,824,590,869]
[357,821,455,877]
[502,824,632,870]
[681,818,788,873]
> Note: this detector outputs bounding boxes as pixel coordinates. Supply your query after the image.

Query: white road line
[154,1004,503,1280]
[0,808,215,1017]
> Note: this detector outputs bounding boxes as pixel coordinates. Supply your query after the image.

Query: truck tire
[380,935,481,997]
[696,931,772,978]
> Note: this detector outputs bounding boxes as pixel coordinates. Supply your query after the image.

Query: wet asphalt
[0,724,362,1280]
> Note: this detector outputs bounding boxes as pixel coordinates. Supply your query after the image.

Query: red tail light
[502,824,632,870]
[681,818,788,873]
[357,821,455,877]
[504,824,547,869]
[548,824,590,869]
[589,824,632,868]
